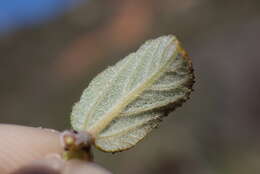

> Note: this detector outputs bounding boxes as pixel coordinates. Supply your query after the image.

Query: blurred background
[0,0,260,173]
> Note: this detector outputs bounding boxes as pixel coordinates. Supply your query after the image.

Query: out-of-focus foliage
[1,0,260,173]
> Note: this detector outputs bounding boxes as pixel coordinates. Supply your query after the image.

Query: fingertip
[10,157,111,174]
[10,156,64,174]
[0,124,63,174]
[11,166,60,174]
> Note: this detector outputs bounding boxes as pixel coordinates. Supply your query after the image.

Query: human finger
[0,124,62,174]
[11,155,111,174]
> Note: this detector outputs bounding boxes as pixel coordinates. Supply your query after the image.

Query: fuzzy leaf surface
[71,35,194,152]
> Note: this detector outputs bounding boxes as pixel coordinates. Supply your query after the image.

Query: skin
[0,124,110,174]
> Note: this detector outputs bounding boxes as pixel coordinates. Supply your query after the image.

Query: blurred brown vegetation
[1,0,260,173]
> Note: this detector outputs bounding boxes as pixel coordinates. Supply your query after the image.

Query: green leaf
[71,35,195,152]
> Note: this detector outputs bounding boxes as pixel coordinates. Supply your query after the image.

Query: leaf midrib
[88,39,178,136]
